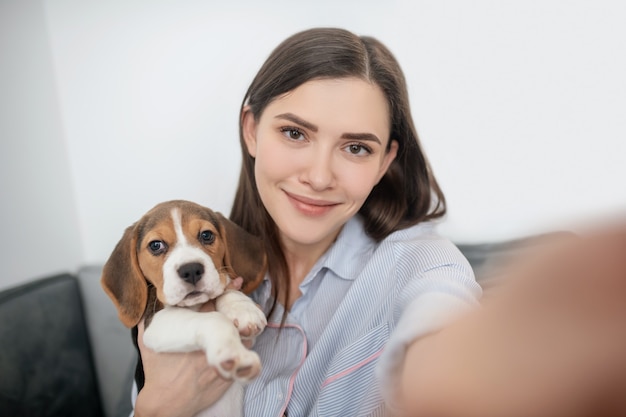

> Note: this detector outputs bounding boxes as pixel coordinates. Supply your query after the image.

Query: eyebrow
[275,113,318,132]
[275,112,382,144]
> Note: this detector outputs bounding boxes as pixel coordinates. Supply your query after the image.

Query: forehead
[262,77,391,142]
[136,204,220,245]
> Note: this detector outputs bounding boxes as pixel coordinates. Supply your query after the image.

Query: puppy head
[101,200,266,328]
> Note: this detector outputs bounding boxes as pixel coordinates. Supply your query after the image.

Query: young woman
[133,27,481,417]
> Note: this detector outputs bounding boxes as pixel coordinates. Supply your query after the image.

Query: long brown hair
[229,28,446,316]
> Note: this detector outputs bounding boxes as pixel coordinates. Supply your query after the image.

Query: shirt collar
[307,215,376,282]
[252,216,377,311]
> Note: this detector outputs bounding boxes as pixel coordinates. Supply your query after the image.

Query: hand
[134,277,246,417]
[399,222,626,417]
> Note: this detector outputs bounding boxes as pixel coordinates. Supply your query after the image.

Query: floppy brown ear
[101,224,148,328]
[216,212,267,294]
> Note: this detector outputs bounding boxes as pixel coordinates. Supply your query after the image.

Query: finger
[136,319,147,351]
[227,276,243,290]
[198,300,217,313]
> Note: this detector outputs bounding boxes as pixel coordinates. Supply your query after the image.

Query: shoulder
[377,221,471,273]
[372,221,480,310]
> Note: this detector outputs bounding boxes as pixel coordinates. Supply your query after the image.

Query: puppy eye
[148,240,167,255]
[199,230,215,244]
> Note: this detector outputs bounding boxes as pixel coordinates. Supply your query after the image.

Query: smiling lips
[285,191,339,216]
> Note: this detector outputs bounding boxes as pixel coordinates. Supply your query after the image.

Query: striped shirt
[244,216,481,416]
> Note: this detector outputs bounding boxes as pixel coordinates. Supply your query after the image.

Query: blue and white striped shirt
[244,215,481,416]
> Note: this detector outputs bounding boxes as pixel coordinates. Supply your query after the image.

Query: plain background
[1,0,625,290]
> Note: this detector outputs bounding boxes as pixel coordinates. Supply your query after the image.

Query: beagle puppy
[101,200,267,417]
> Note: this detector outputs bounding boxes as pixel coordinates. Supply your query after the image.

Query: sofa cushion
[0,273,104,416]
[77,265,136,417]
[457,231,576,283]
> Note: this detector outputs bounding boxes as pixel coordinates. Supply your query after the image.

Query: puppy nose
[177,262,204,285]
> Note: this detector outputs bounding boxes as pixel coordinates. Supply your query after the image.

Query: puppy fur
[101,200,267,417]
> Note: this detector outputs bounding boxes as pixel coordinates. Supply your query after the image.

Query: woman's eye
[199,230,215,244]
[148,240,166,255]
[345,143,372,156]
[281,127,305,141]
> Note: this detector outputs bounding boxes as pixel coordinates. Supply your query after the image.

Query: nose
[300,147,335,191]
[177,262,204,285]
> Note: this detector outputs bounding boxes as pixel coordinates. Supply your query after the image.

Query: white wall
[2,1,625,287]
[0,0,83,290]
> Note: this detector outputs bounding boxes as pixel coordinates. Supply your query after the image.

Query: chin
[281,222,344,248]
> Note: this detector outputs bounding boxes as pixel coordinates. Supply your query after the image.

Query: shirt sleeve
[376,240,482,408]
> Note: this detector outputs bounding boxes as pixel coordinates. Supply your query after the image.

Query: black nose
[177,262,204,285]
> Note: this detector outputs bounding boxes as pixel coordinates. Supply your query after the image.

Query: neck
[284,248,324,287]
[279,227,343,309]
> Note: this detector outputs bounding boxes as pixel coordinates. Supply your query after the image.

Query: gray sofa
[0,242,510,416]
[0,266,136,417]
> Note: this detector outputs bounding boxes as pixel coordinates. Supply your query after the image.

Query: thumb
[228,276,243,290]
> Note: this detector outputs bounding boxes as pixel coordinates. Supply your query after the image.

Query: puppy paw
[217,291,267,341]
[230,306,267,342]
[209,338,262,382]
[197,312,262,382]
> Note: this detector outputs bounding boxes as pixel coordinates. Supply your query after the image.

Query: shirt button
[278,393,283,400]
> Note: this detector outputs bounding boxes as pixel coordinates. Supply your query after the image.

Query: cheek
[337,163,385,201]
[138,252,164,292]
[254,138,297,183]
[210,246,227,273]
[219,272,229,288]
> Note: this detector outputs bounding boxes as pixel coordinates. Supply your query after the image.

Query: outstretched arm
[393,224,626,417]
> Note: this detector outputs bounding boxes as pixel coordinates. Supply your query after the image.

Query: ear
[100,224,148,328]
[376,139,399,183]
[216,212,266,294]
[241,106,258,158]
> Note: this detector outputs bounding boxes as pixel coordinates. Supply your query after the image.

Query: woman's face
[243,77,398,252]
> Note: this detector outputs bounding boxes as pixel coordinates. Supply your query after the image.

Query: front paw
[202,317,262,381]
[211,344,262,382]
[217,291,267,341]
